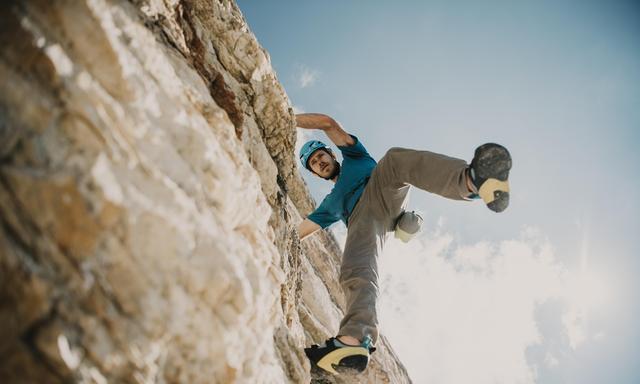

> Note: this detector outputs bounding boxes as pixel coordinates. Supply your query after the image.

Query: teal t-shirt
[307,135,377,228]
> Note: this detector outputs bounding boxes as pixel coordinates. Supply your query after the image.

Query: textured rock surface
[0,1,411,383]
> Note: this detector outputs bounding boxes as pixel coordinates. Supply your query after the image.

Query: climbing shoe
[394,210,423,243]
[469,143,512,212]
[304,336,376,375]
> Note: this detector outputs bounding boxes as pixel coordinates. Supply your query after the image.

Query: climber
[296,113,512,375]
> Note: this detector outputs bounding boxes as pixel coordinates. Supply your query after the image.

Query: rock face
[0,1,411,383]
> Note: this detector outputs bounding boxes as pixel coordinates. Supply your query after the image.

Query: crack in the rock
[178,1,244,139]
[19,304,69,383]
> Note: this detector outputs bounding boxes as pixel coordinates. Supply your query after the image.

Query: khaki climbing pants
[338,147,471,344]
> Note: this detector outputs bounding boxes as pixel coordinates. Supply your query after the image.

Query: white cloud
[296,65,319,88]
[562,308,587,350]
[375,227,607,384]
[593,331,606,341]
[544,352,559,368]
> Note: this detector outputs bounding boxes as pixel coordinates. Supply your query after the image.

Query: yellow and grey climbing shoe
[394,210,424,243]
[470,143,512,212]
[304,336,376,375]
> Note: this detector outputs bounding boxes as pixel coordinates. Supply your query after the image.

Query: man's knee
[382,147,404,160]
[378,147,404,169]
[376,147,407,184]
[340,266,379,285]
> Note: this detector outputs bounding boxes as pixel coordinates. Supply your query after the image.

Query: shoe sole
[315,346,369,375]
[334,355,369,374]
[474,143,512,212]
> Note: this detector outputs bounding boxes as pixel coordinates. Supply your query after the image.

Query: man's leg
[336,147,475,343]
[375,147,472,201]
[304,187,398,374]
[374,145,512,211]
[337,212,387,344]
[338,170,411,344]
[337,145,508,346]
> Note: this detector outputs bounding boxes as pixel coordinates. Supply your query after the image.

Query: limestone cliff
[0,1,411,383]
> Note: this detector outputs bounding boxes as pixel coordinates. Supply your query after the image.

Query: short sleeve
[307,198,341,229]
[337,135,372,160]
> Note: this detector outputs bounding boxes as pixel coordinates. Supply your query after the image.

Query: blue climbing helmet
[299,140,330,170]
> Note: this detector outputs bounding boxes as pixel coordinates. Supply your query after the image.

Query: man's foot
[469,143,512,212]
[394,210,423,243]
[304,336,376,375]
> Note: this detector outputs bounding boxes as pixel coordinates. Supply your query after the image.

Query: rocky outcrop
[0,1,411,383]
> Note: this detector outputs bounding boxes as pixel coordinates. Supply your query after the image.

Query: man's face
[308,149,339,179]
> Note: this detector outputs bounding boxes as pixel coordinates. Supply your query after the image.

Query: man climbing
[296,113,511,375]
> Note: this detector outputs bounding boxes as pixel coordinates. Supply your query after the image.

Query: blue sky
[238,1,640,382]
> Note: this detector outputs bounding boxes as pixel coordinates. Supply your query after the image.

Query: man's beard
[321,161,341,180]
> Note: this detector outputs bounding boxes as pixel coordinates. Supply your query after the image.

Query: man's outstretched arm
[298,218,321,240]
[295,113,355,147]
